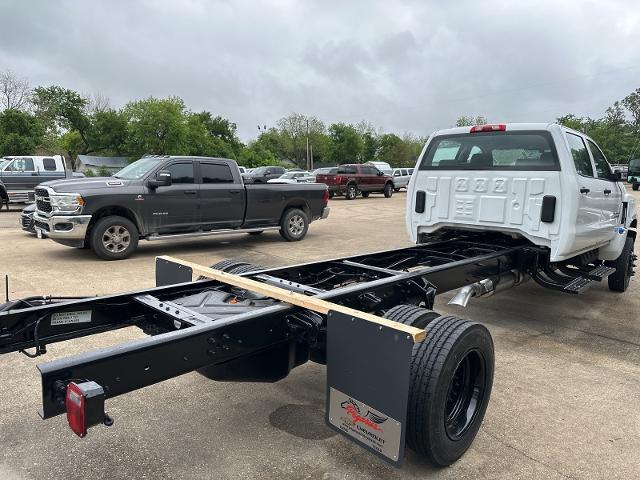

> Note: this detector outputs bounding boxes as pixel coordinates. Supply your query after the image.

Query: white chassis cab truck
[407,123,637,298]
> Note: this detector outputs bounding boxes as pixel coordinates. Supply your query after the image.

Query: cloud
[0,0,639,140]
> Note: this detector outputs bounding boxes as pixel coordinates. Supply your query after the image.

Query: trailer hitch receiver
[65,381,111,437]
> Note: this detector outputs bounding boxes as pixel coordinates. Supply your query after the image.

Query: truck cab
[406,123,636,276]
[628,158,640,190]
[0,155,67,203]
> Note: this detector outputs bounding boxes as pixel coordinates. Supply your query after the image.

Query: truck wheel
[605,237,635,292]
[383,304,440,329]
[633,183,639,191]
[89,216,139,260]
[279,208,309,241]
[384,183,393,198]
[345,184,358,200]
[405,315,494,466]
[361,191,370,198]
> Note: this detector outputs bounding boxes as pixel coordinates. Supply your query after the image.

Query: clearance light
[470,124,506,133]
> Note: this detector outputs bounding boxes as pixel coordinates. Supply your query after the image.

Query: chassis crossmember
[0,234,556,466]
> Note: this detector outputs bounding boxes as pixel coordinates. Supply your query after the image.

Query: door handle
[184,190,197,195]
[604,189,611,195]
[579,187,590,194]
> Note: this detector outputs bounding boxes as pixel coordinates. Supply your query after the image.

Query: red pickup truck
[316,164,395,200]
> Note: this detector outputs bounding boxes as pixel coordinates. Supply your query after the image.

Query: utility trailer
[0,232,625,467]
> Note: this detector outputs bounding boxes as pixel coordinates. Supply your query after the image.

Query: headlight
[50,194,85,212]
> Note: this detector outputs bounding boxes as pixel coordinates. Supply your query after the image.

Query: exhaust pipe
[448,270,528,307]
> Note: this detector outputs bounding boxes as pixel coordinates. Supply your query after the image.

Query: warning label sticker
[328,387,402,462]
[51,310,92,326]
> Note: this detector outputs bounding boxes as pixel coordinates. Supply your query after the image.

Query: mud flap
[155,257,193,287]
[325,310,414,467]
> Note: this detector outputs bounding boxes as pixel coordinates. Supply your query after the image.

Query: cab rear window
[420,131,560,171]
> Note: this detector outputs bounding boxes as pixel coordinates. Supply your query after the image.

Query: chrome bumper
[321,207,331,219]
[33,213,92,247]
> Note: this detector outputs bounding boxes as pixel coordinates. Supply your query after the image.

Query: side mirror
[148,170,172,189]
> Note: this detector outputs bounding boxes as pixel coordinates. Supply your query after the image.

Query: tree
[123,97,188,157]
[0,109,43,156]
[0,70,31,111]
[622,88,640,132]
[327,123,363,164]
[192,111,243,156]
[455,115,488,127]
[277,113,326,166]
[238,143,279,167]
[89,109,128,155]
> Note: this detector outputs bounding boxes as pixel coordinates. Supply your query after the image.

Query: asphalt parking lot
[0,191,639,480]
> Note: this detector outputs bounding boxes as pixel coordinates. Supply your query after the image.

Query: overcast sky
[1,0,639,140]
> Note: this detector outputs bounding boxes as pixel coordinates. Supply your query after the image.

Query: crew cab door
[586,138,623,230]
[564,132,612,250]
[146,161,199,234]
[198,161,245,229]
[0,157,37,190]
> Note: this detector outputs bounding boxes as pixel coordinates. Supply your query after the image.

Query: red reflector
[470,124,506,133]
[336,176,342,183]
[323,188,329,205]
[66,382,87,437]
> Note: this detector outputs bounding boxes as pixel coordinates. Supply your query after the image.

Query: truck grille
[34,220,50,232]
[35,188,52,214]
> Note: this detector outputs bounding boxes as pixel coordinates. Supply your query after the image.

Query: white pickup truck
[407,123,637,294]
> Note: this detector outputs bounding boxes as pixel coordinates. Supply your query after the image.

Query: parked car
[0,155,69,205]
[267,171,315,184]
[391,168,411,191]
[316,163,394,200]
[20,203,37,234]
[366,161,392,175]
[628,159,640,190]
[310,167,337,181]
[242,166,286,183]
[32,156,330,260]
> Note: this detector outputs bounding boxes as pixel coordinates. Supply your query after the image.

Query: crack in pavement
[483,430,578,480]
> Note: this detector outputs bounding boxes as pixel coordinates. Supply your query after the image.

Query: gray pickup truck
[33,156,330,260]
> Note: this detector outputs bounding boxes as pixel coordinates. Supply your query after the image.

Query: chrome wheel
[102,225,131,253]
[288,215,305,237]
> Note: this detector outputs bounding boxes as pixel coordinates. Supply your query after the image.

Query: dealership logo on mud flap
[328,387,402,461]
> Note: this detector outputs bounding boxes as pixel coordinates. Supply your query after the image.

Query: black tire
[345,183,358,200]
[605,237,635,292]
[361,191,370,198]
[197,259,250,280]
[405,315,494,466]
[89,216,139,260]
[248,231,264,236]
[384,183,393,198]
[633,183,639,191]
[279,208,309,241]
[383,304,440,329]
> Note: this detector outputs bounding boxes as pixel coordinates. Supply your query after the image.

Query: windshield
[251,167,268,174]
[420,131,559,171]
[630,159,640,171]
[113,157,164,179]
[0,159,9,170]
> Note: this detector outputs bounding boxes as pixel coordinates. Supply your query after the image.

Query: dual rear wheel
[384,305,495,466]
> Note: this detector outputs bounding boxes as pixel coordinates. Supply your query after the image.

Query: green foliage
[238,143,279,167]
[456,115,488,127]
[0,109,43,155]
[123,97,188,157]
[327,123,363,164]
